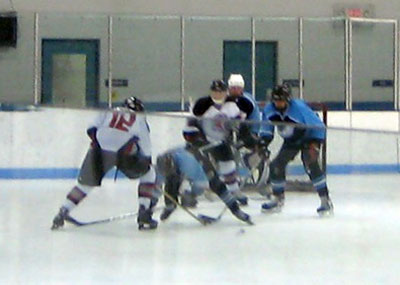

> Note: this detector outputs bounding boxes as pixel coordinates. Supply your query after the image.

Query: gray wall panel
[112,16,181,103]
[0,1,399,108]
[2,0,400,19]
[184,18,251,102]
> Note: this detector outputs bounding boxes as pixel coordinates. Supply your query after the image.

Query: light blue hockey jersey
[242,92,261,134]
[260,99,326,143]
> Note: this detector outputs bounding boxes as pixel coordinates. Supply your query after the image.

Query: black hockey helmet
[124,96,144,112]
[210,79,228,92]
[182,125,206,147]
[270,84,291,102]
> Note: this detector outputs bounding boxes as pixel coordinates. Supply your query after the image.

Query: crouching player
[156,128,210,221]
[51,97,160,230]
[157,123,252,224]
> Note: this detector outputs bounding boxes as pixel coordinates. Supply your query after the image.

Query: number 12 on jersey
[109,112,136,132]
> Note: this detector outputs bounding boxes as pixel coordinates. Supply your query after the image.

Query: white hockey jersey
[201,101,245,142]
[89,109,152,156]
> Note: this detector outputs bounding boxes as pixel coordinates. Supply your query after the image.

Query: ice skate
[229,202,253,225]
[317,196,334,217]
[261,193,284,213]
[137,206,158,230]
[160,205,177,221]
[51,207,69,230]
[236,196,248,206]
[234,191,248,206]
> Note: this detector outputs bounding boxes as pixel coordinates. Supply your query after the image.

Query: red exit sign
[345,8,364,17]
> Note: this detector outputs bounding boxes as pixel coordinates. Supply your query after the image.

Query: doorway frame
[41,39,100,107]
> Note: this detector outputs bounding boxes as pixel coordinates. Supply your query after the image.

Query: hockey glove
[120,136,140,155]
[257,136,272,157]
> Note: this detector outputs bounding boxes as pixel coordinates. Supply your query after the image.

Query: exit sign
[332,4,374,19]
[345,8,364,17]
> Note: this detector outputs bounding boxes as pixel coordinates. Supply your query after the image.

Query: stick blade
[197,214,219,225]
[64,215,85,226]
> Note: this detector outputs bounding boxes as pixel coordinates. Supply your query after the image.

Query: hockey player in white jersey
[189,79,252,224]
[51,97,160,230]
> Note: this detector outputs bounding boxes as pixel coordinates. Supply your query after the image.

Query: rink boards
[0,108,399,178]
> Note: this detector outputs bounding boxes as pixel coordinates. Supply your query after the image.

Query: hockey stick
[197,205,228,223]
[114,167,119,182]
[163,190,219,225]
[64,211,138,227]
[63,207,161,227]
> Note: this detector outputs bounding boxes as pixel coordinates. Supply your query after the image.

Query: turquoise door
[223,41,277,101]
[41,39,99,107]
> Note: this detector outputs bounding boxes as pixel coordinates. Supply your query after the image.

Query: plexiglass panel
[303,18,345,107]
[351,21,395,110]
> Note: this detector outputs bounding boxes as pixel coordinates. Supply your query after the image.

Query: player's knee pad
[301,143,323,178]
[302,142,321,164]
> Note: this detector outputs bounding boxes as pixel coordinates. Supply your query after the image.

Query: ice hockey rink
[1,173,400,285]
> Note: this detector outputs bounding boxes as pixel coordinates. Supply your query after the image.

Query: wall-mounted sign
[282,79,304,88]
[105,79,129,87]
[372,80,393,87]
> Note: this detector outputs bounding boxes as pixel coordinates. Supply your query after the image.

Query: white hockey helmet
[228,74,245,88]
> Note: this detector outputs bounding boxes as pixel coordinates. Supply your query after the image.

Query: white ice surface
[1,174,400,284]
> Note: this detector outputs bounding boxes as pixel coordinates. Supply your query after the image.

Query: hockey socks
[63,184,94,211]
